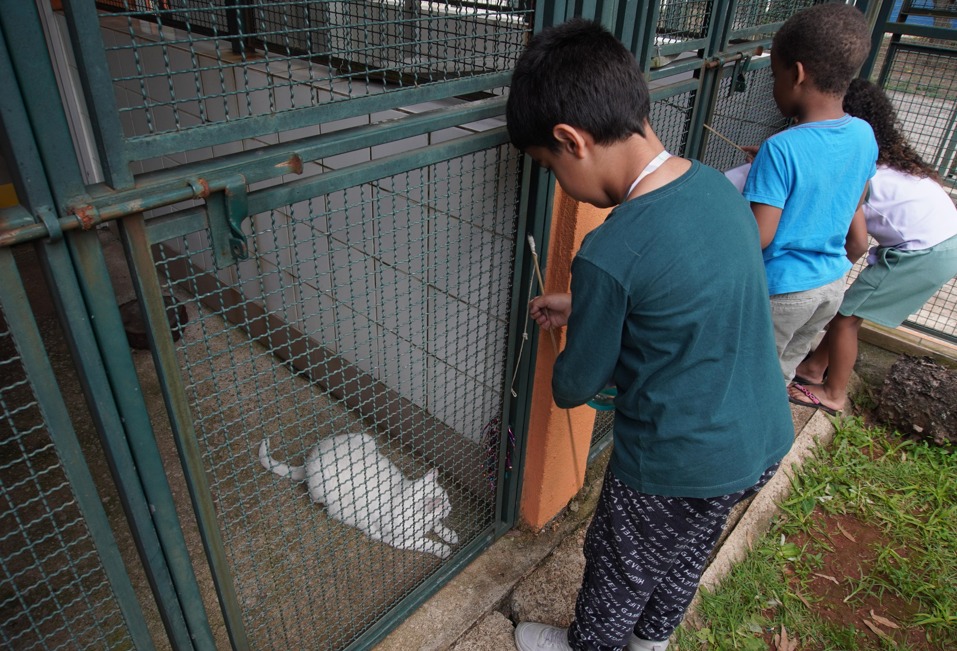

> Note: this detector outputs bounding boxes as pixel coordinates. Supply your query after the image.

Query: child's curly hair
[843,78,939,180]
[773,4,870,96]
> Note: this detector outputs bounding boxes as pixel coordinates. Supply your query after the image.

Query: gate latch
[198,175,249,267]
[729,54,753,95]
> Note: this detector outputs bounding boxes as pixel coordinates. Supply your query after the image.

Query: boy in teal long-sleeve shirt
[507,18,794,651]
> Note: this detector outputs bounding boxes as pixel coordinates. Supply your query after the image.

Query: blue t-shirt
[743,115,877,295]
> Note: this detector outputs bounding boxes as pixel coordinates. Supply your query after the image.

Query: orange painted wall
[519,184,612,530]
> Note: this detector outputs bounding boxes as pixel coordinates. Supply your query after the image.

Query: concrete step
[377,404,837,651]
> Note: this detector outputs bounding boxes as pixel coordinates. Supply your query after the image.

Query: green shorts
[839,233,957,327]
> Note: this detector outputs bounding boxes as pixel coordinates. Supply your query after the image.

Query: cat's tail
[258,439,306,481]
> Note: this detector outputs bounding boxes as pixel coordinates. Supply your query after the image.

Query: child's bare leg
[794,326,832,384]
[790,314,862,412]
[819,314,862,409]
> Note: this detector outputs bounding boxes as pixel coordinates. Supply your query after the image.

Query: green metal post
[64,228,219,650]
[58,0,135,189]
[500,154,554,532]
[636,0,663,73]
[685,0,737,159]
[0,2,89,203]
[860,0,897,79]
[119,214,251,650]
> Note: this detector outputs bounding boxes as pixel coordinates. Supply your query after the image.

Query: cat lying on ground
[259,433,458,558]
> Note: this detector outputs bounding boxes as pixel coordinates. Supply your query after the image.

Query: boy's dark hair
[773,3,871,96]
[843,78,938,180]
[506,18,650,151]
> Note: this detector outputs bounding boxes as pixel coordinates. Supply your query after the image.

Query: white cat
[259,433,459,559]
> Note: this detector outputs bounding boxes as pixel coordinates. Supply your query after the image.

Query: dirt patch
[761,405,955,651]
[781,512,939,649]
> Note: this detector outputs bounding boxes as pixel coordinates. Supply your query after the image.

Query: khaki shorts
[770,276,846,383]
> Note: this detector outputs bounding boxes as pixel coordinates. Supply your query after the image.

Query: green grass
[675,417,957,650]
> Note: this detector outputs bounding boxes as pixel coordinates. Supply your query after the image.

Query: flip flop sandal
[788,382,840,416]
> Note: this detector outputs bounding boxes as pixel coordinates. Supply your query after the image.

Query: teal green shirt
[554,161,793,498]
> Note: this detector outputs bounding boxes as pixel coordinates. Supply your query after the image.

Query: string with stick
[525,235,582,483]
[703,123,749,155]
[527,236,560,355]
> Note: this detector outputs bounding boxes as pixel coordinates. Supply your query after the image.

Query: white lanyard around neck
[624,150,671,200]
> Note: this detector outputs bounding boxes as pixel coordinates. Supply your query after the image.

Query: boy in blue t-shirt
[506,18,793,651]
[743,3,877,386]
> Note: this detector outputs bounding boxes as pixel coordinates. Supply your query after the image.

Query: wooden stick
[526,235,581,482]
[703,123,748,154]
[526,236,560,355]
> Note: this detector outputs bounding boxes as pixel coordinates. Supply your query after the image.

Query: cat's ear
[423,468,438,483]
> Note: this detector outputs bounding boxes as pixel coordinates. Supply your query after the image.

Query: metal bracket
[729,54,753,95]
[35,205,63,242]
[202,175,250,267]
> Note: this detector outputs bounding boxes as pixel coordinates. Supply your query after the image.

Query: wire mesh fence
[655,0,713,43]
[590,409,614,450]
[97,0,530,140]
[879,43,957,190]
[727,0,819,40]
[142,145,521,648]
[6,1,957,649]
[650,88,695,157]
[701,62,789,172]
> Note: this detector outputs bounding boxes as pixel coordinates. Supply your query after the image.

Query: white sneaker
[627,633,669,651]
[514,622,573,651]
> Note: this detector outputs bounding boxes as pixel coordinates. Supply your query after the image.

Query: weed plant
[675,416,957,650]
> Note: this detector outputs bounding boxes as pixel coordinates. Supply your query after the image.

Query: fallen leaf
[863,619,891,640]
[773,625,799,651]
[812,572,840,584]
[870,610,900,629]
[836,522,857,543]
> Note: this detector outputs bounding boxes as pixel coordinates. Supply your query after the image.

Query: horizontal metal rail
[123,74,514,162]
[0,97,507,248]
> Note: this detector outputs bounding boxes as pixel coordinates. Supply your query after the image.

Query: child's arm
[844,183,870,263]
[550,264,622,408]
[845,205,868,263]
[750,202,782,249]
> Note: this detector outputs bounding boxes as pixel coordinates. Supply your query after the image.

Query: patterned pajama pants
[567,463,780,651]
